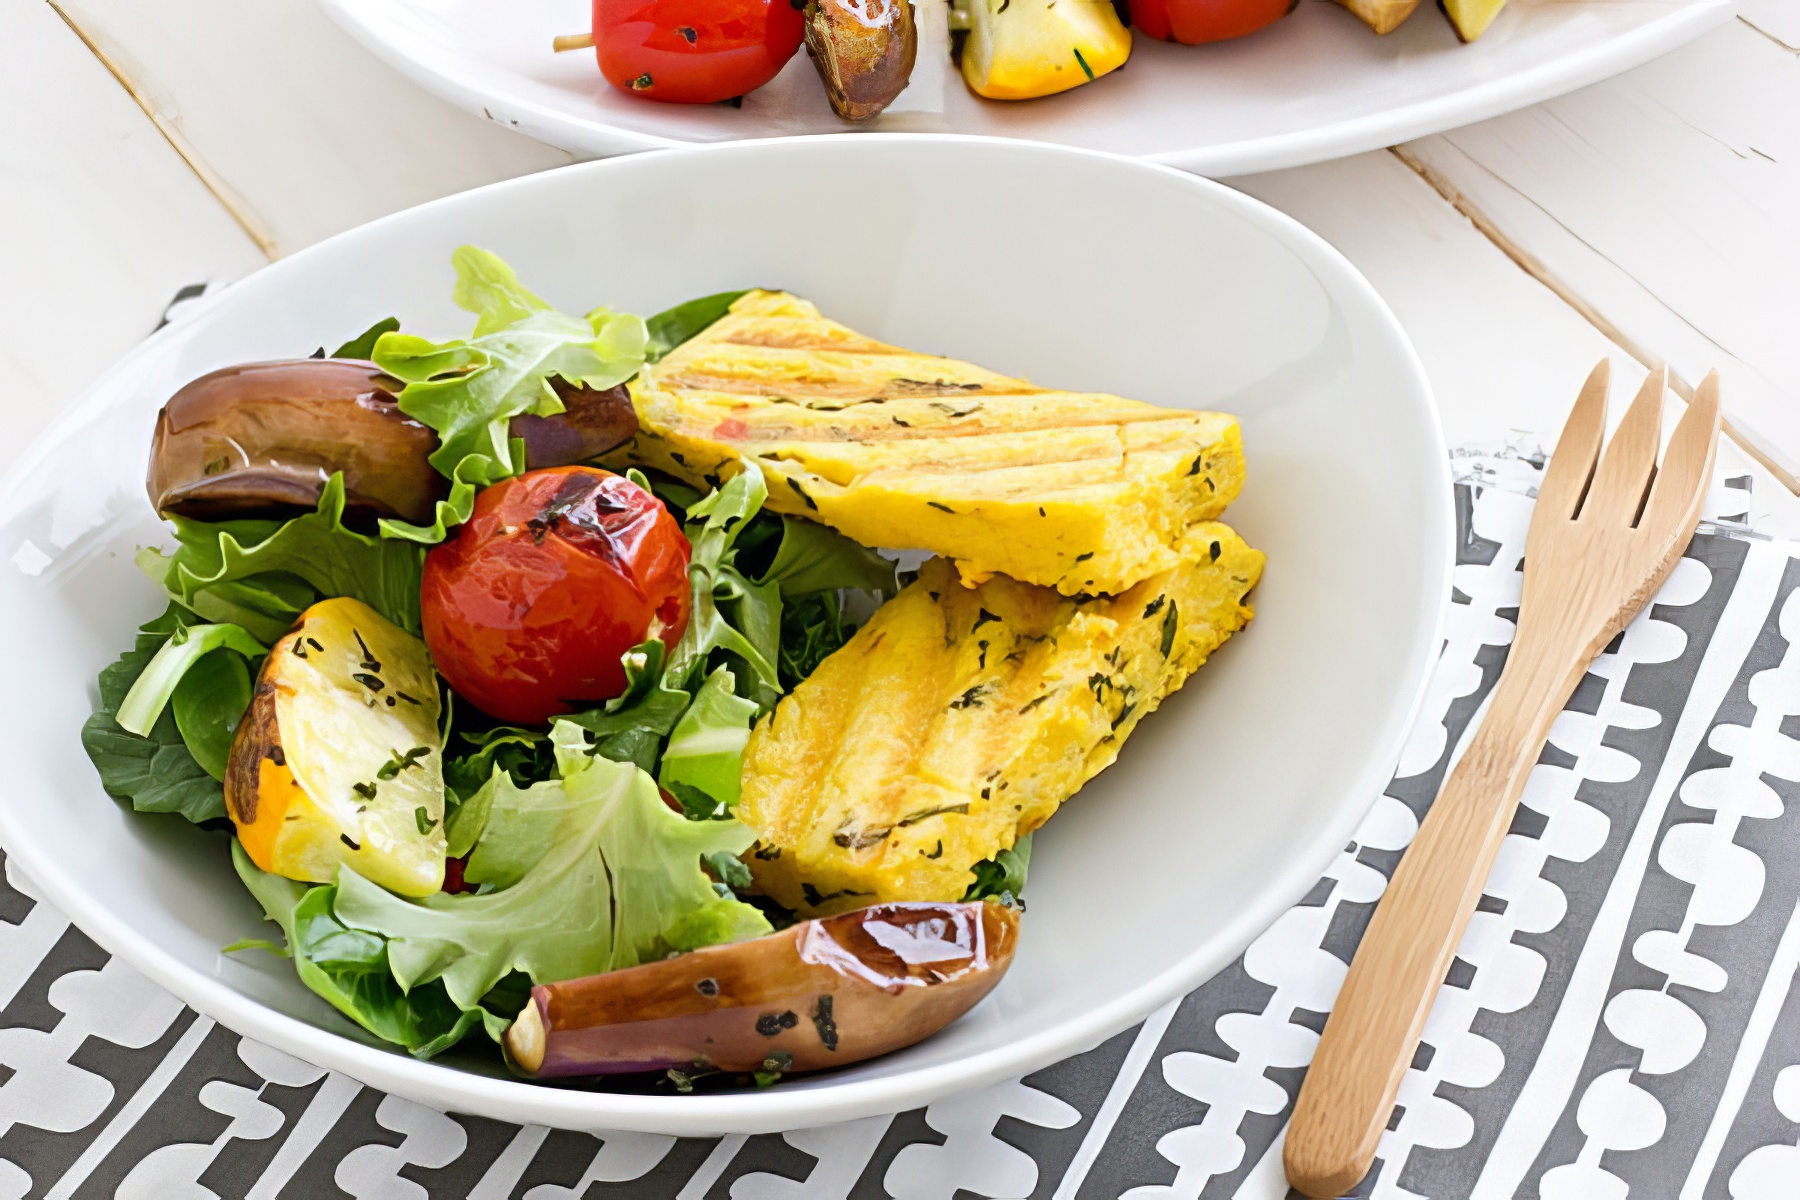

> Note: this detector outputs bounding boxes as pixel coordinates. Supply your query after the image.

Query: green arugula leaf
[645,290,749,362]
[81,606,226,824]
[442,726,555,805]
[141,473,425,642]
[776,591,851,691]
[371,247,648,544]
[334,729,768,1009]
[232,844,483,1057]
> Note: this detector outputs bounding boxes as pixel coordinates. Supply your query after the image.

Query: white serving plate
[0,136,1450,1135]
[322,0,1730,174]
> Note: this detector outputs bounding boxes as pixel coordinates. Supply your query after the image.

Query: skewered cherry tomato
[592,0,805,104]
[1128,0,1295,44]
[422,467,691,725]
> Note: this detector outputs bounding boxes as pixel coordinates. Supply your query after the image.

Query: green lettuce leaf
[140,473,425,642]
[965,834,1032,903]
[460,768,571,891]
[561,469,784,772]
[758,516,898,597]
[371,247,648,544]
[330,317,400,360]
[559,639,692,772]
[645,291,748,362]
[81,606,225,824]
[116,621,263,737]
[333,728,768,1009]
[172,649,254,782]
[673,467,781,708]
[231,844,486,1056]
[658,666,756,812]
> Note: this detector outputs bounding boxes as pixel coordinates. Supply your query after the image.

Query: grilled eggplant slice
[740,522,1263,915]
[805,0,917,122]
[506,900,1018,1078]
[148,359,637,525]
[609,290,1245,596]
[226,597,446,897]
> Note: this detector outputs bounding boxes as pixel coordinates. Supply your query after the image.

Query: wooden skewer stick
[553,32,595,52]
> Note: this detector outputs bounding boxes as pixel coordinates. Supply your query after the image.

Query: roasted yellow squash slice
[737,522,1263,914]
[226,597,446,896]
[609,290,1245,597]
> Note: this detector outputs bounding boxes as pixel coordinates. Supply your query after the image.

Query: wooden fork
[1283,361,1722,1198]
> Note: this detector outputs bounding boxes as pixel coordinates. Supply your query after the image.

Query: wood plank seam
[1389,142,1800,495]
[46,0,279,260]
[1739,13,1798,53]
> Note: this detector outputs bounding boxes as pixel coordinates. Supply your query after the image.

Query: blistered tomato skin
[591,0,805,104]
[422,467,691,725]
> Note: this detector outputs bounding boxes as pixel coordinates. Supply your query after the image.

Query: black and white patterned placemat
[5,447,1800,1200]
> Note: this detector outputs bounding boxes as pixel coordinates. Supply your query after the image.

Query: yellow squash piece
[611,291,1245,597]
[1441,0,1504,41]
[738,523,1264,915]
[961,0,1130,100]
[1335,0,1420,34]
[226,597,447,897]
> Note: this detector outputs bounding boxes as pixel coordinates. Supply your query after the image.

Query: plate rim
[318,0,1734,175]
[0,135,1455,1135]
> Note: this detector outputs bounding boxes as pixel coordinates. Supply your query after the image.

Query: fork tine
[1529,359,1609,540]
[1581,367,1667,526]
[1639,370,1721,541]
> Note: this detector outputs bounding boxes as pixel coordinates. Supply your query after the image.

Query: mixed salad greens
[81,249,1037,1065]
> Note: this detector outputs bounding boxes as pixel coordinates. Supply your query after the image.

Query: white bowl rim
[0,134,1454,1135]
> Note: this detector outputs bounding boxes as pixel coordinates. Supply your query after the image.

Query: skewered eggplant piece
[147,359,638,526]
[505,900,1018,1079]
[804,0,917,122]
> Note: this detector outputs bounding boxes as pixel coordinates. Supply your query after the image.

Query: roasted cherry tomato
[1128,0,1295,44]
[592,0,805,104]
[422,467,691,725]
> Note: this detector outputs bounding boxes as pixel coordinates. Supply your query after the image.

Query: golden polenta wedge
[737,523,1264,915]
[609,290,1245,597]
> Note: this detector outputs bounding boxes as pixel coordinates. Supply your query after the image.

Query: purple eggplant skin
[146,359,638,527]
[505,900,1019,1079]
[805,0,918,123]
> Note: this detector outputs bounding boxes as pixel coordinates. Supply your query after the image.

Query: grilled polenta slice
[738,523,1263,915]
[610,290,1245,597]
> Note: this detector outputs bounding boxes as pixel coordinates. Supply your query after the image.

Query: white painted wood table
[3,1,1800,1197]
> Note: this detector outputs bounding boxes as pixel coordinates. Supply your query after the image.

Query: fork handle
[1283,649,1584,1197]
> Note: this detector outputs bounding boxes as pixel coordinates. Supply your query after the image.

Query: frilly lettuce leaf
[658,666,757,813]
[138,473,424,642]
[231,844,484,1056]
[674,466,782,708]
[371,247,648,544]
[332,727,768,1010]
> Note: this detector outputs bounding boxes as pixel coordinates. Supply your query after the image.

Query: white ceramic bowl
[0,136,1450,1135]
